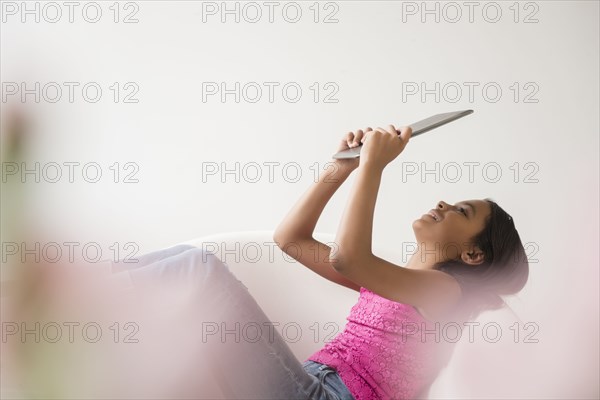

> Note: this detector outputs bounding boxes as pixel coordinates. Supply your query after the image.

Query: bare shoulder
[330,253,463,321]
[415,270,463,322]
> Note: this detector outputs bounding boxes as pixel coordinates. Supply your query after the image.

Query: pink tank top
[305,286,457,400]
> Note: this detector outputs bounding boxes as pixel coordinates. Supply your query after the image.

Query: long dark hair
[432,198,529,321]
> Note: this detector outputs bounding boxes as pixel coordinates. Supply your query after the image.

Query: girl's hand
[359,124,412,170]
[334,127,373,171]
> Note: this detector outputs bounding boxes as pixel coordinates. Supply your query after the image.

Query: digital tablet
[332,109,474,159]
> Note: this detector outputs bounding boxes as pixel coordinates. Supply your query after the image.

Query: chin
[412,217,431,230]
[412,217,426,226]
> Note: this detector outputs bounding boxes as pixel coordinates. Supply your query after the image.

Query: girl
[113,125,529,400]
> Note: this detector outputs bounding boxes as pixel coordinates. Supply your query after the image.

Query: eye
[453,203,468,217]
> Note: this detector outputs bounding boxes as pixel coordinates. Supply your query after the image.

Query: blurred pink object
[1,259,221,399]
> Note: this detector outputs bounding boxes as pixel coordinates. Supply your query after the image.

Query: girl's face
[412,199,492,263]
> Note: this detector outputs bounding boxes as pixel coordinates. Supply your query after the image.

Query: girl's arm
[274,129,365,240]
[326,126,461,317]
[329,162,382,265]
[274,160,361,291]
[274,161,354,240]
[329,124,411,265]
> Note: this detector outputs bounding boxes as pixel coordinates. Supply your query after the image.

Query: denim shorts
[302,360,356,400]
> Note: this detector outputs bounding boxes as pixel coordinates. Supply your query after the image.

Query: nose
[437,201,462,214]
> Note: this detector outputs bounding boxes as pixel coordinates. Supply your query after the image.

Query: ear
[460,246,485,266]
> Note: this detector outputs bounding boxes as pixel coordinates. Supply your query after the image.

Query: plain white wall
[1,1,598,398]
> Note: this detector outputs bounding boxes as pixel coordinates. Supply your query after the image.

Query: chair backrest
[177,230,400,361]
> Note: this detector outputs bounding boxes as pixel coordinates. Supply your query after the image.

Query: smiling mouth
[427,209,443,221]
[427,210,442,222]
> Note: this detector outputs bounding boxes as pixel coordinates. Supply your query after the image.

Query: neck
[404,243,446,270]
